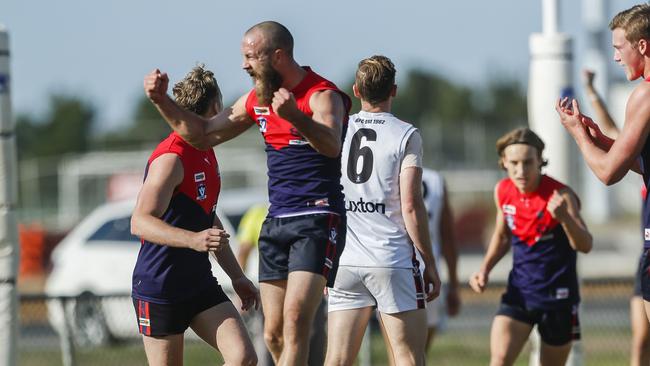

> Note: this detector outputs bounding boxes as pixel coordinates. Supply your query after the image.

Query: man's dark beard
[251,62,283,106]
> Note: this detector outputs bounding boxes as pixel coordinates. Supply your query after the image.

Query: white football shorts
[328,265,426,314]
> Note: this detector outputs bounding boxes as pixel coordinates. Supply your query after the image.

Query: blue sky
[0,0,640,132]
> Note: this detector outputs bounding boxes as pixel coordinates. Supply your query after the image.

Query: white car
[45,191,263,346]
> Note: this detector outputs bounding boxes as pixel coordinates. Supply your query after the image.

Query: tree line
[17,68,527,169]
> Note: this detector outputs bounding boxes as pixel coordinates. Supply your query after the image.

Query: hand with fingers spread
[272,88,300,122]
[189,227,229,252]
[143,68,169,104]
[556,97,585,132]
[546,189,569,222]
[232,276,260,311]
[469,270,489,293]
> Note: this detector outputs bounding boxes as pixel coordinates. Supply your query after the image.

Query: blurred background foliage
[16,67,526,168]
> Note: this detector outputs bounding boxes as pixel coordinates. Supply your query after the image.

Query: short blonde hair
[496,127,547,169]
[610,4,650,44]
[355,55,396,106]
[172,65,222,116]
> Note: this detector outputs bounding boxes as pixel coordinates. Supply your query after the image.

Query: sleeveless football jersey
[339,111,418,268]
[641,77,650,248]
[132,132,221,304]
[497,175,579,309]
[244,67,351,218]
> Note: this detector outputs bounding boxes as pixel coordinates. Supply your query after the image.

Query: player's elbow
[576,236,593,254]
[319,139,342,158]
[600,173,620,186]
[401,196,424,218]
[598,166,624,186]
[130,214,144,238]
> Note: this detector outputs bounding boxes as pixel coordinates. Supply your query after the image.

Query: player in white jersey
[324,55,441,366]
[419,169,460,347]
[380,169,461,364]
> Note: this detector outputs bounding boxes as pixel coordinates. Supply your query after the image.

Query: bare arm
[144,69,254,150]
[583,69,619,138]
[547,188,593,253]
[272,88,346,157]
[211,216,245,280]
[130,154,229,251]
[401,166,441,301]
[211,215,260,311]
[556,85,650,184]
[439,181,461,316]
[469,186,511,293]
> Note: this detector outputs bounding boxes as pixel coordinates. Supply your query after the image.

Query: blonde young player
[131,66,258,366]
[325,55,440,366]
[556,3,650,324]
[583,69,650,366]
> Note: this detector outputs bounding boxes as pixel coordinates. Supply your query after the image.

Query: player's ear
[352,84,361,99]
[390,84,397,98]
[272,48,284,66]
[638,38,648,55]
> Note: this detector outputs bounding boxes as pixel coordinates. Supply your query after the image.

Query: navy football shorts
[258,212,346,287]
[497,301,581,346]
[132,284,230,337]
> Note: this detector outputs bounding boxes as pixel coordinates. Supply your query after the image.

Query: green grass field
[19,327,631,366]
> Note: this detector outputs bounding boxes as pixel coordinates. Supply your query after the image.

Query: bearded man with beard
[144,21,351,366]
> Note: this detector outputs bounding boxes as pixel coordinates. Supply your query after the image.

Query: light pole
[0,24,18,366]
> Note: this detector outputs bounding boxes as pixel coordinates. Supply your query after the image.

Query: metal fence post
[58,297,76,366]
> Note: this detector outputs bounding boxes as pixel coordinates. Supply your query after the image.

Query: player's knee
[282,307,311,338]
[240,350,258,366]
[263,327,283,350]
[223,341,257,366]
[489,353,510,366]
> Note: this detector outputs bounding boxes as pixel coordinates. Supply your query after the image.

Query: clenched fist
[272,88,300,121]
[546,190,569,221]
[144,69,169,104]
[189,227,229,252]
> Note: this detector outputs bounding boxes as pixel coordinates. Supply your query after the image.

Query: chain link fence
[18,279,636,366]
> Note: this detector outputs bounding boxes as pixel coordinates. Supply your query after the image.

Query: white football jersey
[417,168,445,272]
[339,111,418,268]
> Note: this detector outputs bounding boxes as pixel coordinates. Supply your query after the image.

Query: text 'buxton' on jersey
[345,197,386,214]
[354,117,386,125]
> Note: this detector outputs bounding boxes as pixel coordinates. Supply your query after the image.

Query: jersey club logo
[197,183,207,201]
[257,117,267,133]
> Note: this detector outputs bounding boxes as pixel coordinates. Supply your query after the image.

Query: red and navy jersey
[641,77,650,248]
[245,67,351,217]
[132,132,221,304]
[497,175,579,309]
